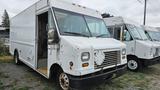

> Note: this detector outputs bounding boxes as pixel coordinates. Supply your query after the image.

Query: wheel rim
[59,73,69,90]
[128,60,138,70]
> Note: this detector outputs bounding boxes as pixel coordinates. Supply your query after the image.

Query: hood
[61,36,126,50]
[146,40,160,47]
[136,40,153,47]
[154,41,160,45]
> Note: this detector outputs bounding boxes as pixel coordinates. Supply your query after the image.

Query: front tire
[57,70,70,90]
[127,57,142,71]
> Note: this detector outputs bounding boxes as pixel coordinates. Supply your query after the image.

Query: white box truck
[10,0,127,89]
[104,16,160,71]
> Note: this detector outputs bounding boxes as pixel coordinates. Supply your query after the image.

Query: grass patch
[0,42,10,56]
[0,80,4,90]
[18,87,30,90]
[12,86,30,90]
[111,71,150,89]
[0,56,13,63]
[0,46,10,56]
[0,72,10,79]
[93,71,152,90]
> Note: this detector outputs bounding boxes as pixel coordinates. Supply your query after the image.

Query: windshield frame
[126,24,148,41]
[53,7,110,38]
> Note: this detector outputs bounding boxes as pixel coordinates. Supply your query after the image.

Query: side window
[114,27,121,40]
[108,27,114,38]
[48,9,56,30]
[48,9,59,44]
[123,30,132,41]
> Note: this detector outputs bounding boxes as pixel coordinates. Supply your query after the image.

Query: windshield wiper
[153,39,159,41]
[143,39,148,41]
[134,37,143,40]
[63,32,89,37]
[96,34,109,38]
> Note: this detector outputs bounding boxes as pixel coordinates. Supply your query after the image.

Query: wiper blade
[63,32,89,37]
[153,39,159,41]
[96,34,108,38]
[134,37,143,40]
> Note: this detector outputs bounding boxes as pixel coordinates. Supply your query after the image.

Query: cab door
[122,26,135,55]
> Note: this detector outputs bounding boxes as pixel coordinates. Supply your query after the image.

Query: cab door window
[114,27,121,40]
[123,29,132,41]
[108,27,114,38]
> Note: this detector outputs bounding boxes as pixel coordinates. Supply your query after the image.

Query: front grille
[95,51,121,69]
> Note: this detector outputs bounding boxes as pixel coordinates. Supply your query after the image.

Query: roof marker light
[78,5,81,7]
[72,3,76,5]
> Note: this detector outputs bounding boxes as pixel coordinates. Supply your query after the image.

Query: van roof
[50,0,102,18]
[12,0,102,20]
[142,25,159,32]
[104,16,141,27]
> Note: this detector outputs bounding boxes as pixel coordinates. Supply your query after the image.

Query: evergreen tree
[1,10,10,29]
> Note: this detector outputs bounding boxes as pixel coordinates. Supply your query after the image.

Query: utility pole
[143,0,147,25]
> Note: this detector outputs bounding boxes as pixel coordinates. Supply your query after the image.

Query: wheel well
[127,55,138,61]
[14,49,18,55]
[49,64,63,80]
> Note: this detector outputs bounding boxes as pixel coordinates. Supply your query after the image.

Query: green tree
[1,10,10,29]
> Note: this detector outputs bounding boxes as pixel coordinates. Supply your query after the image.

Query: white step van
[104,16,160,71]
[10,0,127,89]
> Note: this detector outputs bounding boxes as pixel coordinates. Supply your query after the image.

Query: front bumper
[141,56,160,66]
[68,64,127,89]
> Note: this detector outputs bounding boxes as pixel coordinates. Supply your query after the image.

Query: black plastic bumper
[141,56,160,66]
[68,64,127,89]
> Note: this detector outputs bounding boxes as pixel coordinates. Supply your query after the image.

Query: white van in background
[104,16,160,71]
[10,0,127,89]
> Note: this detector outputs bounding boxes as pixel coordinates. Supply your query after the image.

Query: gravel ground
[0,58,160,90]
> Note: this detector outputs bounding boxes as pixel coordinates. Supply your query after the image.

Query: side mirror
[123,30,128,41]
[124,30,127,34]
[48,29,59,44]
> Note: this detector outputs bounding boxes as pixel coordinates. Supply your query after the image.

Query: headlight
[81,52,90,62]
[122,48,126,55]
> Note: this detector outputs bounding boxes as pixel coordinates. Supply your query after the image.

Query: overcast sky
[0,0,160,27]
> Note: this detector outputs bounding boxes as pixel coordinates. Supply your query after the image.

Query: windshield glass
[126,24,148,40]
[54,9,90,37]
[147,31,160,41]
[84,16,110,38]
[54,9,110,38]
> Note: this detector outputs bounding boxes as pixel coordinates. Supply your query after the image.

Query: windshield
[84,16,110,38]
[126,24,148,40]
[54,9,110,38]
[147,31,160,41]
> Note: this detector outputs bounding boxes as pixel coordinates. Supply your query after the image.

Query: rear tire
[14,51,21,65]
[127,57,142,71]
